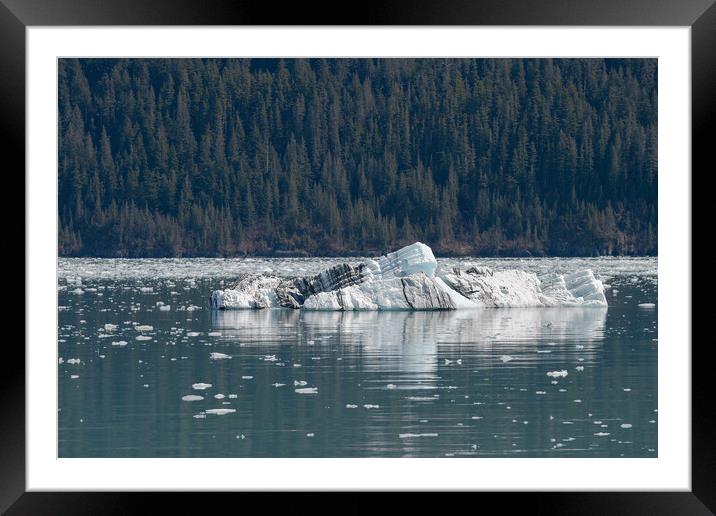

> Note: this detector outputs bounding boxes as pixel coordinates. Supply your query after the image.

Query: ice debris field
[57,249,657,457]
[209,243,608,311]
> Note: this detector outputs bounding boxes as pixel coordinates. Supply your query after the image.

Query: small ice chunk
[241,375,253,380]
[363,404,379,409]
[208,331,221,336]
[214,394,225,399]
[399,433,438,438]
[386,384,397,389]
[209,352,231,360]
[546,370,568,378]
[620,423,633,429]
[103,323,118,331]
[182,395,204,401]
[112,341,128,346]
[192,383,212,390]
[295,387,318,394]
[205,408,236,415]
[135,325,154,331]
[136,335,152,341]
[272,383,286,388]
[638,303,656,308]
[500,355,515,363]
[346,404,358,408]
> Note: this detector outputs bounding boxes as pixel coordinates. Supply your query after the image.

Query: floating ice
[192,383,212,390]
[136,335,152,341]
[205,408,236,415]
[135,325,154,331]
[638,303,656,308]
[209,242,607,311]
[295,387,318,394]
[500,355,515,363]
[182,395,204,401]
[111,341,128,346]
[103,323,118,331]
[547,370,568,378]
[209,352,231,360]
[399,433,438,438]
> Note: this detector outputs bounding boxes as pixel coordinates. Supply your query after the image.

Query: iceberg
[209,242,607,311]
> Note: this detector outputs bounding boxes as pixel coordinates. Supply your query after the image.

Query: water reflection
[212,308,607,382]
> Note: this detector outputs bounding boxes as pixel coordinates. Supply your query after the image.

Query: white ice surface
[210,242,608,311]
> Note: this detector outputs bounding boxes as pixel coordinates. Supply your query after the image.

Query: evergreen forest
[58,58,657,257]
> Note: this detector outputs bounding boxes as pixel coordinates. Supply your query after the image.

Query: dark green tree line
[58,58,657,257]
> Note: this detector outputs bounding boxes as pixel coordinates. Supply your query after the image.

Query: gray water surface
[58,257,657,457]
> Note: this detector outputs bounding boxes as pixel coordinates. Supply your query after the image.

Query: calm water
[58,257,657,457]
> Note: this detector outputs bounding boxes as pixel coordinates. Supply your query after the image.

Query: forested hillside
[58,58,657,257]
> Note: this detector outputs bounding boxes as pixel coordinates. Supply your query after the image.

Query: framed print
[4,0,712,511]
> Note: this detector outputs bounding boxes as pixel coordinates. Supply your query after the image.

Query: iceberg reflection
[211,308,607,382]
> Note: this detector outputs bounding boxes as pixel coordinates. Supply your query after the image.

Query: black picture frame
[3,0,711,512]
